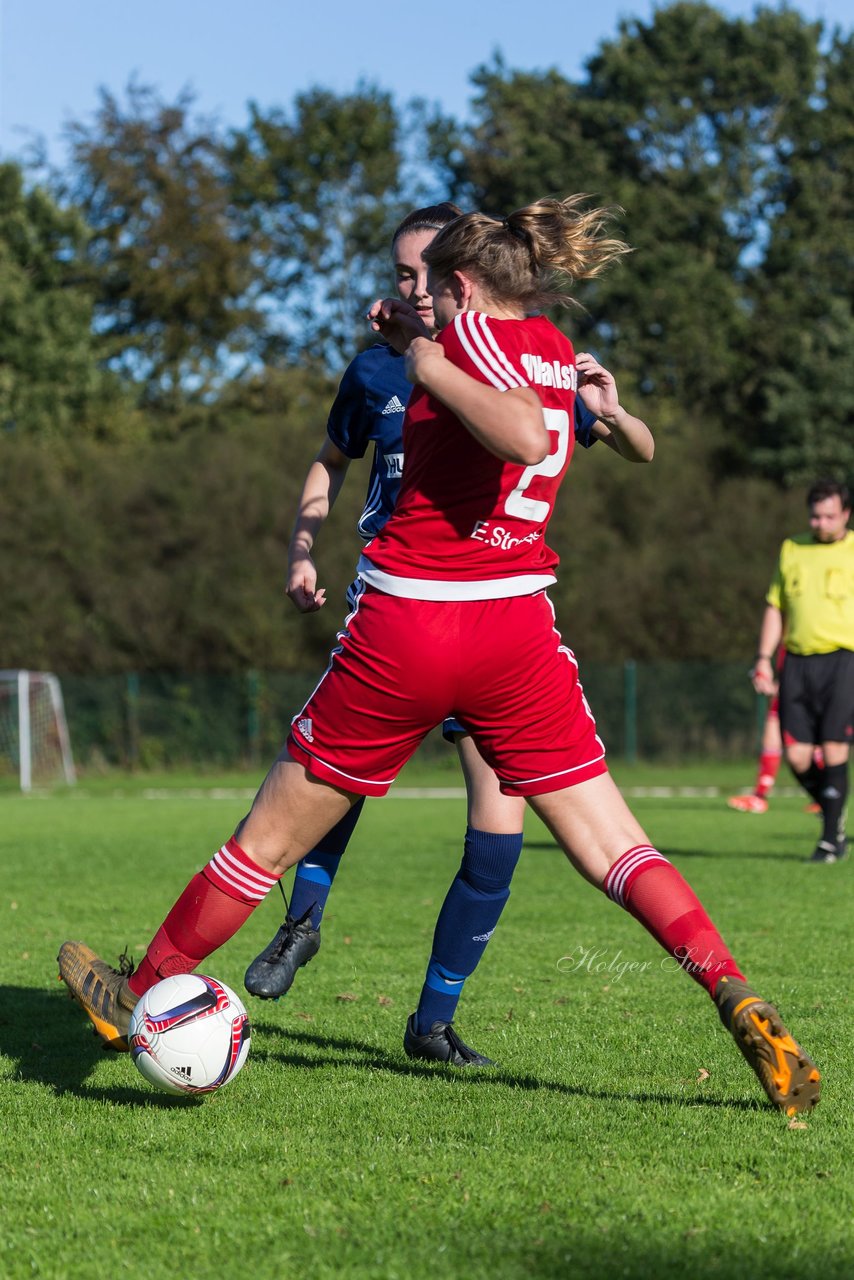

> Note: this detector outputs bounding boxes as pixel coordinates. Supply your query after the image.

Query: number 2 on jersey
[503,408,570,523]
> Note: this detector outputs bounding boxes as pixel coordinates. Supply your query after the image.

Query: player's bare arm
[750,604,784,694]
[406,337,548,465]
[287,438,351,613]
[576,352,654,463]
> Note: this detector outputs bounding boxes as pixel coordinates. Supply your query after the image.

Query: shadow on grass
[5,986,765,1115]
[248,1020,763,1113]
[0,984,200,1108]
[523,837,810,862]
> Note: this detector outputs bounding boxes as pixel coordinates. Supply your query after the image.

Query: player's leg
[404,728,524,1066]
[59,587,456,1049]
[465,593,819,1113]
[244,576,377,998]
[779,652,825,812]
[808,651,853,861]
[783,651,850,861]
[728,703,782,814]
[529,775,820,1114]
[243,797,366,999]
[532,773,747,983]
[811,742,849,861]
[58,759,357,1049]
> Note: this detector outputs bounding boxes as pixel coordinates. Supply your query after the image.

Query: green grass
[1,761,852,1279]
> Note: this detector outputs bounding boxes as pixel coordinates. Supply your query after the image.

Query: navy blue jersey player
[245,203,655,1066]
[327,344,408,542]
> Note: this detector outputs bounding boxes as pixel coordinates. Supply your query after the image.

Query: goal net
[0,670,76,791]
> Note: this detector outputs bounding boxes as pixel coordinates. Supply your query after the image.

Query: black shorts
[779,649,854,745]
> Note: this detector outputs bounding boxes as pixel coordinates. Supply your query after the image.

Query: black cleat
[808,838,848,863]
[403,1014,495,1067]
[244,909,321,999]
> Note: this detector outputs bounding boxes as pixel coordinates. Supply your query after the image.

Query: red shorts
[286,587,607,797]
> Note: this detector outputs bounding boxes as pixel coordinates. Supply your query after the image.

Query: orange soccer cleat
[714,975,821,1114]
[57,941,137,1051]
[727,793,769,814]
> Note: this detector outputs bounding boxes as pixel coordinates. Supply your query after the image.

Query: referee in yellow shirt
[751,479,853,862]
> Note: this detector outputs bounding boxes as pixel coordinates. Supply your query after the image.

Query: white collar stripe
[463,312,527,389]
[453,313,513,390]
[474,312,527,387]
[462,313,520,388]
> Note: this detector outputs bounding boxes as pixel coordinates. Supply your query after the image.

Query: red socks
[128,837,744,1003]
[128,837,280,997]
[755,748,783,798]
[604,845,744,995]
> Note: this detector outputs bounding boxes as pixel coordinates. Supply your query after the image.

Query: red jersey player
[59,196,820,1115]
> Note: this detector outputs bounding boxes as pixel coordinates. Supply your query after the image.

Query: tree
[58,83,261,409]
[0,363,340,674]
[0,162,124,438]
[227,85,411,368]
[427,3,852,481]
[737,27,854,484]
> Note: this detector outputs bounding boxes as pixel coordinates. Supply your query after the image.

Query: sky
[0,0,850,166]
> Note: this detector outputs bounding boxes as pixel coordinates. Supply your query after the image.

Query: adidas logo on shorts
[297,717,314,743]
[381,395,406,416]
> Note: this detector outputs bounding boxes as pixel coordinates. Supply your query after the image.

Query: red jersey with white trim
[358,311,577,600]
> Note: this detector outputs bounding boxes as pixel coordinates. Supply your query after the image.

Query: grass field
[1,759,852,1279]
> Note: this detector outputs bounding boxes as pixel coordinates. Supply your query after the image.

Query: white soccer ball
[129,974,250,1096]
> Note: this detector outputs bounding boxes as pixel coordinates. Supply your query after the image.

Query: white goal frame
[0,670,76,791]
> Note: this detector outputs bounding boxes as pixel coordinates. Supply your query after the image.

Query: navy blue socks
[289,797,365,929]
[414,827,523,1035]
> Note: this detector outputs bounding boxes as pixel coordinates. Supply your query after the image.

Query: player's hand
[749,656,777,696]
[405,335,446,386]
[286,557,326,613]
[576,352,620,420]
[367,297,431,353]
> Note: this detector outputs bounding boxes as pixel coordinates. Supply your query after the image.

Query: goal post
[0,670,76,791]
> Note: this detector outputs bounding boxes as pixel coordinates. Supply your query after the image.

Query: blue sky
[1,0,850,163]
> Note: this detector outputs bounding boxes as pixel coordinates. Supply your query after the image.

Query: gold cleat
[57,941,137,1051]
[715,975,821,1115]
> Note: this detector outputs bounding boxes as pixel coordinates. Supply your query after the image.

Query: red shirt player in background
[59,196,820,1115]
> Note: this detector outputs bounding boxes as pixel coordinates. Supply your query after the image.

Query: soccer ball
[129,974,250,1096]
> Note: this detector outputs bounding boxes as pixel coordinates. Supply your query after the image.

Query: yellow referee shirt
[766,530,854,654]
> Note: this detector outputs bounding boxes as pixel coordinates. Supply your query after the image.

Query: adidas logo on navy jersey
[297,717,314,743]
[381,395,406,415]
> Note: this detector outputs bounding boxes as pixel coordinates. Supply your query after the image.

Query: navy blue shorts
[441,716,465,742]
